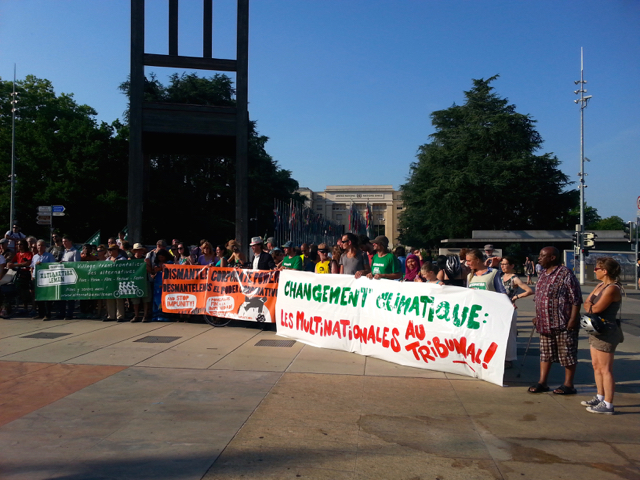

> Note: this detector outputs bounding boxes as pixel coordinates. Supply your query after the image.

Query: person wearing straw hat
[250,237,276,270]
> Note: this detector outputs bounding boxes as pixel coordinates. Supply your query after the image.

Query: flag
[84,230,101,246]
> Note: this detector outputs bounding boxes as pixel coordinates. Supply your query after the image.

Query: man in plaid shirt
[529,247,582,395]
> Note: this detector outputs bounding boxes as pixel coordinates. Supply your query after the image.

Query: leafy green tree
[0,75,128,241]
[569,204,601,229]
[589,215,625,231]
[399,76,578,247]
[119,73,302,242]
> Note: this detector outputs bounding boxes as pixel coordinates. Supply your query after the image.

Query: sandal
[553,385,577,395]
[528,383,549,393]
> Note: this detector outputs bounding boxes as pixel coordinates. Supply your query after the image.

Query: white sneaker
[586,401,614,415]
[580,396,601,407]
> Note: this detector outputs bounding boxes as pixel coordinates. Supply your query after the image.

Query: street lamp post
[9,64,18,228]
[574,48,592,285]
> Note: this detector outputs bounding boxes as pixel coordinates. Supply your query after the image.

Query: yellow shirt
[315,260,331,274]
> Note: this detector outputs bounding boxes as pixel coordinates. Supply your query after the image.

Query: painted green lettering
[360,288,371,307]
[452,304,469,327]
[436,301,450,321]
[312,284,322,302]
[468,304,482,329]
[329,286,341,304]
[347,288,359,307]
[339,287,350,306]
[322,285,331,302]
[420,296,433,318]
[408,296,421,316]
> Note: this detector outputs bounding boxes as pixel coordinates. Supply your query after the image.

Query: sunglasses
[594,267,602,271]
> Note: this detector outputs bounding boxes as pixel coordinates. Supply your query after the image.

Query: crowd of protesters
[0,222,547,325]
[0,221,630,414]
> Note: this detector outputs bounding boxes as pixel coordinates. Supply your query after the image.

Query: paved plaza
[0,285,639,480]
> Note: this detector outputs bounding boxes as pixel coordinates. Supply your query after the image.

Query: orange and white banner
[161,266,279,323]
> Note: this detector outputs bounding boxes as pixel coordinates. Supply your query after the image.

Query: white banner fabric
[275,271,514,386]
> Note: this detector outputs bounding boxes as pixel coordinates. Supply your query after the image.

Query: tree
[0,75,129,241]
[399,76,578,247]
[589,215,625,231]
[119,73,302,242]
[568,204,601,229]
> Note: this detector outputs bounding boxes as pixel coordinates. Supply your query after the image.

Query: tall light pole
[9,64,18,228]
[574,48,592,285]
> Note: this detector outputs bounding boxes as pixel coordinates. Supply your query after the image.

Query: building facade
[297,185,404,246]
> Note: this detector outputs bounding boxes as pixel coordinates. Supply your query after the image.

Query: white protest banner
[275,271,514,386]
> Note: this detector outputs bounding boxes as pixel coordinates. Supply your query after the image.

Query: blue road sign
[52,205,65,213]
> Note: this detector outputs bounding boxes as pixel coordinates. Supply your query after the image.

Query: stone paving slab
[136,326,261,369]
[0,318,76,339]
[63,322,210,366]
[0,282,638,480]
[0,362,126,427]
[209,330,305,372]
[0,366,281,480]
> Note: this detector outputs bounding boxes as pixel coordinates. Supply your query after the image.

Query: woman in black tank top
[581,257,623,415]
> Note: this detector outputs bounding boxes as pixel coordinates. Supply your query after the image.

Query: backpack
[444,255,461,279]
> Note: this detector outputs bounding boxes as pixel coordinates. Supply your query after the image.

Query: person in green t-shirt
[366,235,401,280]
[279,241,303,271]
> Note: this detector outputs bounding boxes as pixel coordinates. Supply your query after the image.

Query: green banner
[35,260,148,301]
[84,230,101,246]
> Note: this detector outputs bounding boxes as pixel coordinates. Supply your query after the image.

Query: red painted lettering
[390,328,400,352]
[382,327,390,348]
[432,336,448,358]
[405,341,421,360]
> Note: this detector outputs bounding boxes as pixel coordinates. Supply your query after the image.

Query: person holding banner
[366,236,401,280]
[197,242,216,266]
[131,243,151,322]
[315,244,331,274]
[150,249,173,322]
[465,249,507,294]
[104,244,128,322]
[280,241,303,271]
[225,240,247,268]
[530,247,582,395]
[415,262,443,285]
[175,243,192,265]
[7,239,33,315]
[250,237,276,270]
[339,233,369,278]
[403,254,421,282]
[31,240,55,320]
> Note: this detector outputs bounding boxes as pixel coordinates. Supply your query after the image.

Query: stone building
[297,185,404,246]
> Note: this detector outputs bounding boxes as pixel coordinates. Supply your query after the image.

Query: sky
[1,0,639,225]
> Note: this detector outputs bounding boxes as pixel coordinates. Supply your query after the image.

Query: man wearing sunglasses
[339,233,369,278]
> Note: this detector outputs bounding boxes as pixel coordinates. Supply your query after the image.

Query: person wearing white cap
[250,237,276,270]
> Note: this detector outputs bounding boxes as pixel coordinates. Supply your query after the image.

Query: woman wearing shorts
[581,257,623,415]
